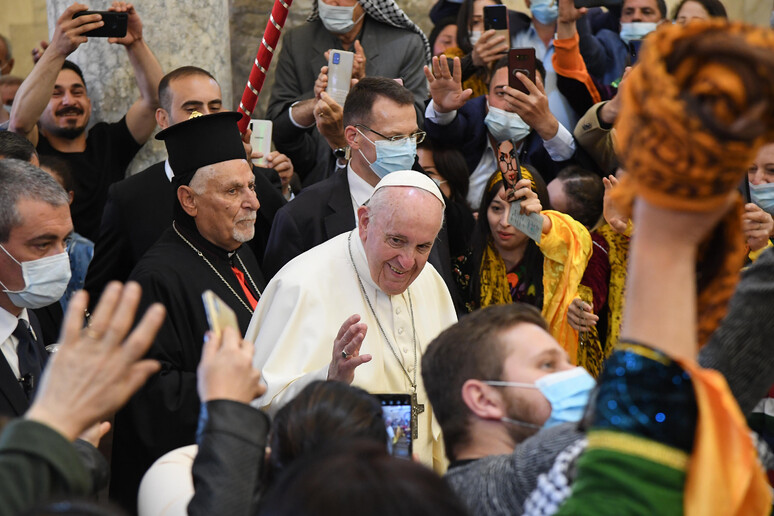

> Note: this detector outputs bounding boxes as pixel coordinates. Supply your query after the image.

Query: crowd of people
[0,0,774,514]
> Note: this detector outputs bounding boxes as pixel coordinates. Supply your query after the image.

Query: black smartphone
[484,5,509,46]
[73,11,128,38]
[574,0,623,8]
[375,393,412,459]
[508,48,536,95]
[740,175,752,204]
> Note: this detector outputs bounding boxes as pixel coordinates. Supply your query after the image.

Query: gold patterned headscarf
[612,21,774,347]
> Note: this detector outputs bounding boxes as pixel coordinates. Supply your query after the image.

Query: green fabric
[0,419,91,514]
[555,447,686,516]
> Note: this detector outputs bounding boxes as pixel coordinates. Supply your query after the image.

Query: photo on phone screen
[376,394,412,459]
[327,50,355,107]
[508,48,536,95]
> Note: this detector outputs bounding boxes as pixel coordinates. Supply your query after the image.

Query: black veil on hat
[156,111,247,229]
[156,111,246,187]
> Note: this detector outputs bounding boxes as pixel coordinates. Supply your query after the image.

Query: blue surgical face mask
[0,244,71,309]
[751,181,774,215]
[318,0,365,34]
[485,366,596,428]
[484,105,532,143]
[619,22,658,44]
[530,0,558,25]
[357,129,417,179]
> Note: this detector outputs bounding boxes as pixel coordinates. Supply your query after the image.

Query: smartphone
[248,119,273,167]
[73,11,128,38]
[740,175,751,204]
[375,394,412,459]
[574,0,622,8]
[326,50,354,106]
[509,48,536,95]
[483,5,510,48]
[202,290,240,337]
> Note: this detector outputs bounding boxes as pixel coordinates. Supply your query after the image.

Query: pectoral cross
[411,392,425,440]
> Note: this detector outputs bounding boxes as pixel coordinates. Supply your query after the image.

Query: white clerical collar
[347,164,375,222]
[164,159,174,182]
[0,306,30,345]
[349,229,383,294]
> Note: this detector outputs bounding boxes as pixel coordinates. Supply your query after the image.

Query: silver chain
[347,232,417,392]
[172,222,261,314]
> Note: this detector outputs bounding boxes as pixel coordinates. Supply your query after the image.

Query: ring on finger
[341,350,352,359]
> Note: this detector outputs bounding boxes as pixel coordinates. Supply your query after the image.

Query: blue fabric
[593,344,697,453]
[60,232,94,313]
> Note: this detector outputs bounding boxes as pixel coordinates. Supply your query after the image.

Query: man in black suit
[85,67,287,307]
[0,159,71,417]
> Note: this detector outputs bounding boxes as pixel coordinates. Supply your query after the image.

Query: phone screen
[376,394,412,459]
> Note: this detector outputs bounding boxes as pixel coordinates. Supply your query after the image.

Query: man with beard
[9,2,163,241]
[109,112,266,512]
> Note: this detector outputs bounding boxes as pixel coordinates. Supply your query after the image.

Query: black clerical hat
[156,111,245,185]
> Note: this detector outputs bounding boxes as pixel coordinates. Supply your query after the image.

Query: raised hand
[424,56,473,114]
[107,2,143,47]
[50,3,103,58]
[327,314,371,384]
[25,282,164,441]
[197,327,266,404]
[315,92,346,149]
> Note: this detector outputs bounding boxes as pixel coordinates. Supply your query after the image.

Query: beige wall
[0,0,49,79]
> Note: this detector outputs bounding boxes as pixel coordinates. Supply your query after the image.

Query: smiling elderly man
[109,112,266,512]
[247,170,457,471]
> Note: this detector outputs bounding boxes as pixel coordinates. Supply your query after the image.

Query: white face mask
[469,30,482,46]
[619,22,658,44]
[318,0,365,34]
[0,244,71,309]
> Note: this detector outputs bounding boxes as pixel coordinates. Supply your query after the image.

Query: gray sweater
[445,247,774,516]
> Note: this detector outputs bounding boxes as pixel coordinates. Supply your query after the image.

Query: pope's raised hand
[328,314,371,384]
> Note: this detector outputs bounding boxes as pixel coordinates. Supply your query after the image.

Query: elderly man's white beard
[232,214,257,243]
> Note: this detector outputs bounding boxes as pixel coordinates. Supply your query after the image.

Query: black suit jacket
[262,169,465,314]
[85,161,286,307]
[0,311,48,418]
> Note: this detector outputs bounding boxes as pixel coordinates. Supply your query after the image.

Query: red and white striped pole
[236,0,294,133]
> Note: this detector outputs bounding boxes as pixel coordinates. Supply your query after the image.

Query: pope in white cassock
[246,171,457,471]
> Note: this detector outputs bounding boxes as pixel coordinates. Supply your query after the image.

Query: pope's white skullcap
[370,170,445,207]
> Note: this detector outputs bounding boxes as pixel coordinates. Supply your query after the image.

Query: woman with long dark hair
[452,165,592,364]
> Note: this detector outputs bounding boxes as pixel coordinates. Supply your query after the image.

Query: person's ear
[357,205,370,241]
[177,186,198,217]
[156,108,170,129]
[461,379,507,421]
[68,190,74,205]
[346,125,361,150]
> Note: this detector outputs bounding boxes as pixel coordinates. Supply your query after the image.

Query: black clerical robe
[109,223,265,512]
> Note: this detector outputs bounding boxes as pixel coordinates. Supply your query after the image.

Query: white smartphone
[248,119,273,167]
[326,49,354,106]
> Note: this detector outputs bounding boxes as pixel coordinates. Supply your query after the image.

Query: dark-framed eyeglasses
[355,124,426,144]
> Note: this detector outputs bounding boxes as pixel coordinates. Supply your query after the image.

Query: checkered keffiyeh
[307,0,431,64]
[523,438,588,516]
